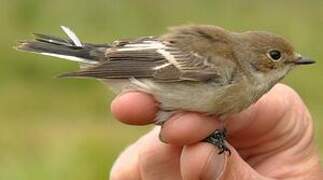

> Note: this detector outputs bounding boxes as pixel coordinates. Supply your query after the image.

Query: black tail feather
[15,33,110,64]
[32,33,74,47]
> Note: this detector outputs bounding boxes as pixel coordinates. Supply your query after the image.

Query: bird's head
[232,31,315,83]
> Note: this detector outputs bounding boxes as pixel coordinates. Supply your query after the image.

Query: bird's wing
[61,28,235,83]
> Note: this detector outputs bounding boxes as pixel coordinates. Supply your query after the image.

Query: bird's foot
[203,128,231,155]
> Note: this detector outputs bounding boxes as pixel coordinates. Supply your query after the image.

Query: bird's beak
[294,54,315,65]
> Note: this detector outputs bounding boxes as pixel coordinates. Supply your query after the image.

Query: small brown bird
[15,25,315,154]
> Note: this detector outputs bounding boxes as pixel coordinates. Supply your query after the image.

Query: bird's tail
[15,26,110,65]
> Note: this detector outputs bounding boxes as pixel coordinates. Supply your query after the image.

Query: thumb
[180,143,266,180]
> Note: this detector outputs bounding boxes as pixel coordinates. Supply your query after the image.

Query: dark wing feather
[152,46,221,82]
[60,41,220,81]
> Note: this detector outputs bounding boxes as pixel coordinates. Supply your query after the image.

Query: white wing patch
[116,40,180,69]
[153,62,171,70]
[61,26,83,47]
[156,48,180,68]
[116,41,164,52]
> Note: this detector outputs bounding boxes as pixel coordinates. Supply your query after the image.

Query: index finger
[111,91,158,125]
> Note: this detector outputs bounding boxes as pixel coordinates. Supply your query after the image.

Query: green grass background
[0,0,322,179]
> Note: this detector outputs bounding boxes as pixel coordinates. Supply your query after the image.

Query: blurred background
[0,0,322,179]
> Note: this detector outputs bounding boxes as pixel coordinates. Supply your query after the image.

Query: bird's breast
[127,78,259,116]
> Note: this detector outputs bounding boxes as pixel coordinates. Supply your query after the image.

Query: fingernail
[159,125,168,143]
[203,149,227,179]
[158,112,185,143]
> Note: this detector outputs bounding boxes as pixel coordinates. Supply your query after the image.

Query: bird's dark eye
[268,50,281,61]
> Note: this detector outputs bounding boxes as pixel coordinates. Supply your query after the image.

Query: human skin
[109,84,322,180]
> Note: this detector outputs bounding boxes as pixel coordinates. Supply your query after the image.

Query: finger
[138,127,183,180]
[111,127,183,180]
[110,143,141,180]
[111,92,158,125]
[160,113,221,145]
[181,142,267,180]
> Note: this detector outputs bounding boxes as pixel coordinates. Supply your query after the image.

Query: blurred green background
[0,0,322,179]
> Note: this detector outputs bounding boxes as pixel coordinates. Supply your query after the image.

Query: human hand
[109,84,322,180]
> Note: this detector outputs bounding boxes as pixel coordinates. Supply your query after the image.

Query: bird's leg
[203,129,230,155]
[203,128,231,155]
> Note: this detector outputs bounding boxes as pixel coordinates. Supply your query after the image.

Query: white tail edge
[40,52,98,64]
[61,26,83,47]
